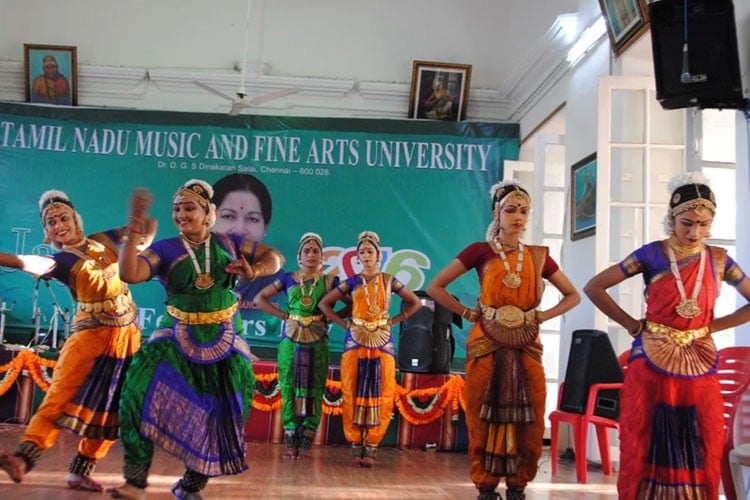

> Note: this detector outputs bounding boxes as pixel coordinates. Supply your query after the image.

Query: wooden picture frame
[598,0,649,57]
[570,153,597,241]
[408,60,472,121]
[24,44,78,106]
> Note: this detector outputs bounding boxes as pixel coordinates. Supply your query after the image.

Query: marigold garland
[0,349,57,395]
[0,351,466,426]
[249,372,465,424]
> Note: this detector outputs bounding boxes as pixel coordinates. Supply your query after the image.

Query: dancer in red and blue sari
[585,172,750,499]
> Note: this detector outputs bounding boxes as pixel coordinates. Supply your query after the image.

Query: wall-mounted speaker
[648,0,745,110]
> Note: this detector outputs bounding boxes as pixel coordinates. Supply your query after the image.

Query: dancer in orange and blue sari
[0,190,150,492]
[319,231,421,467]
[427,181,579,500]
[585,172,750,499]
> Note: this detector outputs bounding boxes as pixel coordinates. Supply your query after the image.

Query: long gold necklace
[667,245,705,318]
[494,238,524,289]
[180,233,214,290]
[297,271,320,307]
[63,238,117,280]
[361,273,381,315]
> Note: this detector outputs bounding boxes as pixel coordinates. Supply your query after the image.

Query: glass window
[611,147,645,203]
[703,167,736,241]
[701,109,735,163]
[543,191,565,236]
[611,89,646,144]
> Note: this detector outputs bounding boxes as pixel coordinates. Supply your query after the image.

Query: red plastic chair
[717,346,750,500]
[549,350,629,483]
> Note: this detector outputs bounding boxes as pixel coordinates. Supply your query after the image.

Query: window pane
[543,237,562,263]
[543,191,565,235]
[609,206,645,262]
[544,144,566,188]
[703,167,736,240]
[649,106,684,145]
[611,148,645,203]
[648,154,683,203]
[701,109,735,163]
[611,89,646,144]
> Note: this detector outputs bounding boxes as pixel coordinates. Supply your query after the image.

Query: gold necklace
[180,233,214,290]
[63,238,117,280]
[668,237,704,257]
[493,239,524,288]
[361,273,381,315]
[667,245,705,318]
[297,271,320,307]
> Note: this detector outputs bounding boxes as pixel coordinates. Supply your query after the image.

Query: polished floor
[0,423,620,499]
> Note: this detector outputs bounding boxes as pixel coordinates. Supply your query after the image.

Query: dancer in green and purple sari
[109,180,284,500]
[254,232,342,460]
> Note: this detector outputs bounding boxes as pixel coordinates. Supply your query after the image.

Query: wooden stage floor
[0,423,620,499]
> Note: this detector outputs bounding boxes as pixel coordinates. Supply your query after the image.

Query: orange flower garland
[0,349,56,395]
[0,351,466,427]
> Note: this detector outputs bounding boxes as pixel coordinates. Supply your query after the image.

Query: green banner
[0,102,518,362]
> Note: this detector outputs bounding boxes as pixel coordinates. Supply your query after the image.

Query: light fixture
[566,17,607,65]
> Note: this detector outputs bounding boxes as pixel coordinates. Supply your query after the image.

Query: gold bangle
[462,307,470,320]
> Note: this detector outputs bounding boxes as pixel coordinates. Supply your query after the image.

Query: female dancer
[109,180,284,499]
[426,181,579,500]
[584,172,750,499]
[318,231,421,467]
[254,232,342,459]
[0,190,148,492]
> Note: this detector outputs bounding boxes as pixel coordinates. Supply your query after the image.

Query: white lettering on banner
[0,122,67,151]
[134,131,201,158]
[252,135,302,163]
[364,140,491,171]
[0,119,499,173]
[72,128,131,155]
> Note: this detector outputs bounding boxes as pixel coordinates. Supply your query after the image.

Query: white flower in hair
[38,189,72,211]
[488,180,517,200]
[183,178,214,199]
[668,171,711,195]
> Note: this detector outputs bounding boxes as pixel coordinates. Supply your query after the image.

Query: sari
[460,242,555,491]
[618,240,744,499]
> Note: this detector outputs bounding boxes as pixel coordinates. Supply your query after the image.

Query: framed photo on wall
[598,0,649,56]
[408,60,472,121]
[24,44,78,106]
[570,153,597,241]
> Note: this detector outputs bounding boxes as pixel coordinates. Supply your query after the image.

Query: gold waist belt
[351,317,389,331]
[349,317,391,348]
[287,314,324,327]
[645,321,710,347]
[642,320,716,377]
[167,303,238,325]
[478,303,539,347]
[79,290,132,316]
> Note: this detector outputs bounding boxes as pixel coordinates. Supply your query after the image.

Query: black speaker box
[560,329,624,419]
[397,291,458,374]
[649,0,744,110]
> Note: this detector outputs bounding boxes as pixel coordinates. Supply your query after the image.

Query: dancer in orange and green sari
[110,180,284,500]
[319,231,421,467]
[254,232,343,460]
[428,182,579,500]
[0,190,149,492]
[585,172,750,499]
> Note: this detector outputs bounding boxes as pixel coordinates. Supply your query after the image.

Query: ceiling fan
[194,0,299,115]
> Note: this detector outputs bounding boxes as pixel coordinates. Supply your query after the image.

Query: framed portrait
[408,60,472,121]
[598,0,649,57]
[24,44,78,106]
[570,153,597,241]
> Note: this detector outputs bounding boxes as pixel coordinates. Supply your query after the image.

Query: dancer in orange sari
[0,190,151,492]
[318,231,421,467]
[585,172,750,499]
[427,182,579,500]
